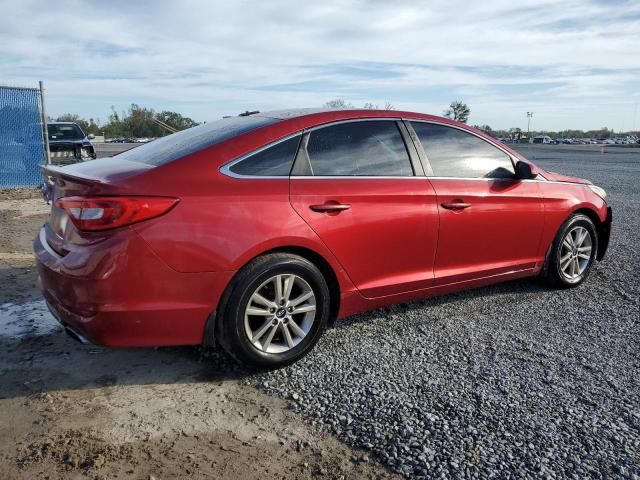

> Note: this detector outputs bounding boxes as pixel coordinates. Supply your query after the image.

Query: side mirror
[87,133,95,140]
[515,161,535,180]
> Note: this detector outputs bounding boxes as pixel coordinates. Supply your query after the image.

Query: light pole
[527,112,534,138]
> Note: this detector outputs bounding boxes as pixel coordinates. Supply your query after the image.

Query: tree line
[53,104,198,138]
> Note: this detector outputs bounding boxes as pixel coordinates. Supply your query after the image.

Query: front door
[410,121,545,284]
[290,120,439,298]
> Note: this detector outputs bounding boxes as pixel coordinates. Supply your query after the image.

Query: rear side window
[304,121,413,176]
[118,115,278,166]
[228,136,300,176]
[411,122,515,179]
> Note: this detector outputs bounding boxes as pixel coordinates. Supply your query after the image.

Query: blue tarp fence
[0,85,47,188]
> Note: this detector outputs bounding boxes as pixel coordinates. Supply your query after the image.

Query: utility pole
[527,112,534,138]
[39,81,51,165]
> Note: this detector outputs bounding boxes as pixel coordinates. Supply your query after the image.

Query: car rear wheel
[217,253,330,367]
[543,213,598,288]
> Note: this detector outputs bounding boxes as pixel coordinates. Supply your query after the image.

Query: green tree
[98,104,200,138]
[443,101,470,123]
[474,124,493,136]
[55,113,100,135]
[157,110,198,131]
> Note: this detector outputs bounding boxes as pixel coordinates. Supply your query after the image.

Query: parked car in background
[532,135,553,144]
[47,122,96,164]
[35,109,612,367]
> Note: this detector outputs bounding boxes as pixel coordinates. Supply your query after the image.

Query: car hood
[542,170,591,185]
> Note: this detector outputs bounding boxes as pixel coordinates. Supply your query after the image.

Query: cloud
[1,0,639,130]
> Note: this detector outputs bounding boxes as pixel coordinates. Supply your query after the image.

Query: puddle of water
[0,300,61,339]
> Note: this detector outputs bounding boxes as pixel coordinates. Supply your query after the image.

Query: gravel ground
[1,145,638,478]
[0,189,397,479]
[253,145,640,479]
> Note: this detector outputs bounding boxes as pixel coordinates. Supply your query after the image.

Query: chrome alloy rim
[559,226,593,281]
[244,274,316,354]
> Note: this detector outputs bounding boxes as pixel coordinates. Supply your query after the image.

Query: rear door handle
[309,203,351,213]
[441,201,471,210]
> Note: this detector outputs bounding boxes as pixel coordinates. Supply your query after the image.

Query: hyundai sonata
[35,109,612,367]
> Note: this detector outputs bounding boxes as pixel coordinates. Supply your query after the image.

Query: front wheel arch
[572,207,610,260]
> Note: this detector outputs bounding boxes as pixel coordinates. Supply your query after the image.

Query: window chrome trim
[219,117,548,182]
[294,117,416,178]
[426,176,541,182]
[290,176,429,180]
[220,132,302,179]
[303,116,403,133]
[288,176,558,183]
[220,118,409,179]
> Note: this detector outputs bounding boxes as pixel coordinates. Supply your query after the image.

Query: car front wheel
[217,253,330,367]
[543,213,598,288]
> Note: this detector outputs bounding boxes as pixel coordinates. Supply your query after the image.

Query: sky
[1,0,639,132]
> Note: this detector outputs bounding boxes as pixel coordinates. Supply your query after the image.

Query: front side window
[304,121,413,176]
[229,135,300,176]
[411,122,515,179]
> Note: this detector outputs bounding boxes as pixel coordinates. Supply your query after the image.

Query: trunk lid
[42,157,155,253]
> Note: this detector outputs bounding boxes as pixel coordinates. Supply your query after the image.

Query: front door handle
[309,203,351,213]
[441,201,471,210]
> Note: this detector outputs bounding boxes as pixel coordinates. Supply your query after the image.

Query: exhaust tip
[64,326,90,344]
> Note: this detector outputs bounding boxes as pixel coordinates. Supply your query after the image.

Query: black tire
[217,253,330,368]
[542,213,598,289]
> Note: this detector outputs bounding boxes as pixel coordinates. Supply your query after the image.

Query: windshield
[117,115,279,166]
[48,123,85,140]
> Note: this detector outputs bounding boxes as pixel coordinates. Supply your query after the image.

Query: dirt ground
[0,188,396,479]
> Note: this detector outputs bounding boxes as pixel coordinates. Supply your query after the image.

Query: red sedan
[35,109,612,367]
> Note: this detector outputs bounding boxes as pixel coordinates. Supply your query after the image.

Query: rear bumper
[34,226,234,347]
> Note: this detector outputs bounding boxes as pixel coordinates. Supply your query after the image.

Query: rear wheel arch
[264,246,341,324]
[203,246,341,347]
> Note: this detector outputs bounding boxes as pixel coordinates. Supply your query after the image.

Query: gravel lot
[255,145,640,478]
[1,145,638,478]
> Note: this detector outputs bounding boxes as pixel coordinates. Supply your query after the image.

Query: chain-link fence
[0,84,48,188]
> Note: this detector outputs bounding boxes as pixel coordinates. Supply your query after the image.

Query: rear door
[409,121,545,285]
[289,120,439,298]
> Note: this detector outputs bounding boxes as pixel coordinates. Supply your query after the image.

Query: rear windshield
[117,115,279,166]
[48,123,85,140]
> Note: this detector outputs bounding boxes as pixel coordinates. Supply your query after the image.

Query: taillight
[55,196,179,232]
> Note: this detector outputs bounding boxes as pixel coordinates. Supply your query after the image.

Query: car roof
[254,108,447,123]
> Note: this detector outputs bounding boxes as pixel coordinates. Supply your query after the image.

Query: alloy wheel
[559,225,593,281]
[244,274,317,354]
